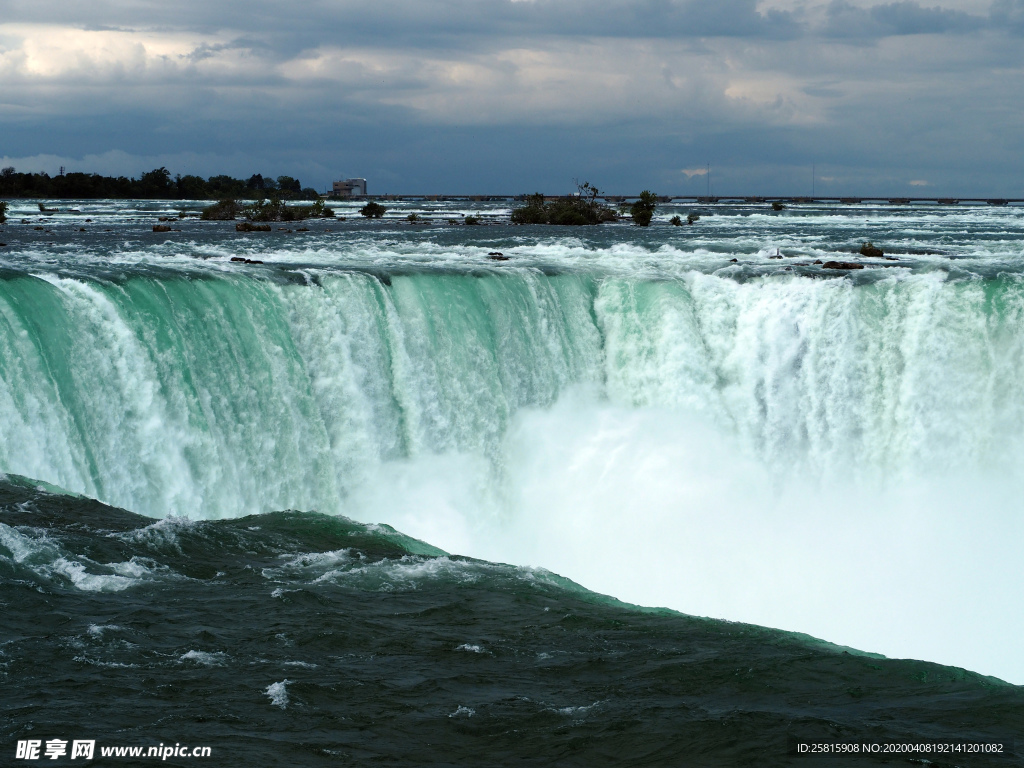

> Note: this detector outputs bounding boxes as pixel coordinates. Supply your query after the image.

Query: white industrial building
[332,178,367,197]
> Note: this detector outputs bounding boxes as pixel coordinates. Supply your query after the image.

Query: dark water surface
[1,479,1020,767]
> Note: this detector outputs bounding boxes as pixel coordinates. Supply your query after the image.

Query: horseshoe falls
[2,199,1024,691]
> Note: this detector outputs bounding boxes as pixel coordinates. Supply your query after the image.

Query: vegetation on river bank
[0,166,320,200]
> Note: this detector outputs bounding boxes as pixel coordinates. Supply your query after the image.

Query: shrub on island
[244,197,335,222]
[629,191,657,227]
[360,201,387,218]
[201,199,243,220]
[201,197,335,222]
[510,182,617,226]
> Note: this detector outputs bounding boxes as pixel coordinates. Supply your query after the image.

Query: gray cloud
[991,0,1024,32]
[0,1,1023,194]
[822,0,989,37]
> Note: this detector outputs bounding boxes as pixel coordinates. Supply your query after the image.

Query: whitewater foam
[265,680,291,709]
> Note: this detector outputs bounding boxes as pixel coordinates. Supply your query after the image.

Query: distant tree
[0,167,15,197]
[247,174,266,190]
[138,167,174,198]
[208,175,247,198]
[360,201,387,218]
[0,201,7,223]
[176,174,209,199]
[276,176,302,196]
[630,191,657,226]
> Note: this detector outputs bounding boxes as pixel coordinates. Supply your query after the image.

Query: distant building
[332,178,367,197]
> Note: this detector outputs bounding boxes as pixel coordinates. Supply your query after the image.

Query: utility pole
[812,162,815,197]
[707,163,710,198]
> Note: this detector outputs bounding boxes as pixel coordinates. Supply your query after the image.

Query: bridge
[364,194,1023,206]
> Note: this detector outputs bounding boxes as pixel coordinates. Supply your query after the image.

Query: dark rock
[823,261,864,270]
[244,259,264,264]
[488,254,510,261]
[153,225,172,232]
[813,259,823,264]
[769,255,783,259]
[230,257,246,262]
[771,202,786,211]
[236,222,271,232]
[729,258,738,263]
[859,242,884,258]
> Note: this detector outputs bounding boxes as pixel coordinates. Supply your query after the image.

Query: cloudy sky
[1,0,1022,194]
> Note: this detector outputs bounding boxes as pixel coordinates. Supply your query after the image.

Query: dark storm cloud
[2,0,802,50]
[990,0,1024,32]
[822,0,988,38]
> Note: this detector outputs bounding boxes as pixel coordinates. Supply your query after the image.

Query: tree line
[0,167,321,200]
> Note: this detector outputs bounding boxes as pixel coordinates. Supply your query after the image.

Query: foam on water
[265,680,290,709]
[0,521,169,592]
[180,650,228,666]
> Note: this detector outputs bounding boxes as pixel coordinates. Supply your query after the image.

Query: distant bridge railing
[360,194,1022,206]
